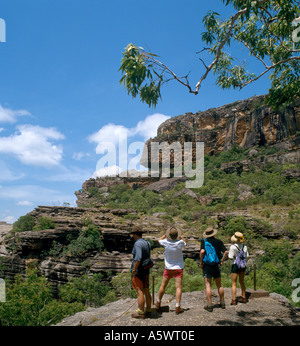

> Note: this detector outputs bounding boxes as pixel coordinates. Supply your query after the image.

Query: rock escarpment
[142,95,299,168]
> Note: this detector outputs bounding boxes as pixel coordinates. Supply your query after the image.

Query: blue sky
[0,0,271,223]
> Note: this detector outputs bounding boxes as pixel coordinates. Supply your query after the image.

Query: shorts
[231,264,246,274]
[163,269,183,279]
[202,263,221,279]
[132,274,149,290]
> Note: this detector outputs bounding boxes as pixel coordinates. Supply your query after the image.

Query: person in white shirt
[228,232,249,305]
[155,227,186,315]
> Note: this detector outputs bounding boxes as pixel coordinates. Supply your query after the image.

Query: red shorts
[163,269,183,279]
[132,274,150,290]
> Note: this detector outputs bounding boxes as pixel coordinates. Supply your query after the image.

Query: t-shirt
[229,243,249,264]
[200,237,227,262]
[131,238,151,274]
[159,238,186,269]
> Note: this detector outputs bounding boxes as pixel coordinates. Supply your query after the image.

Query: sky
[0,0,271,223]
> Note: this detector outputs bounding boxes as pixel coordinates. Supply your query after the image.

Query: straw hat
[231,232,245,243]
[129,225,144,235]
[203,227,218,238]
[166,227,181,241]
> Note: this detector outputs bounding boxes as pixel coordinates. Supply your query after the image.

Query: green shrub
[0,269,84,326]
[33,217,55,231]
[12,215,35,232]
[63,225,104,257]
[59,273,112,307]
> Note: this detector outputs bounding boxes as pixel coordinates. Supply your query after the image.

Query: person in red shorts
[155,227,187,314]
[130,226,152,319]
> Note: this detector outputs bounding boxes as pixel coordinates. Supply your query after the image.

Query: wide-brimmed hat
[231,232,245,243]
[166,227,181,241]
[203,227,218,238]
[129,225,144,235]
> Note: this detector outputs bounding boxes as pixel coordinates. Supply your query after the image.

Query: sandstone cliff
[141,95,299,170]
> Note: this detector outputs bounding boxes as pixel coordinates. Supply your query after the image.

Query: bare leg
[215,277,224,301]
[143,287,152,310]
[204,277,212,304]
[175,277,182,305]
[239,271,246,299]
[231,273,238,301]
[157,276,170,302]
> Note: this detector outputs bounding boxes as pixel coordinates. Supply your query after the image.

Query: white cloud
[0,105,31,123]
[17,200,33,206]
[88,113,170,149]
[88,113,170,178]
[0,124,65,167]
[88,123,130,154]
[133,113,170,140]
[2,215,15,224]
[72,151,91,161]
[93,165,123,178]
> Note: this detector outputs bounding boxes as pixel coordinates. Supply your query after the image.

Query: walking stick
[152,275,155,305]
[253,263,256,291]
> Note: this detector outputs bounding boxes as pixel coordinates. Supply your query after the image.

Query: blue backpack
[203,239,220,265]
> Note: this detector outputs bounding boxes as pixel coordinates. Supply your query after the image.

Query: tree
[119,0,300,109]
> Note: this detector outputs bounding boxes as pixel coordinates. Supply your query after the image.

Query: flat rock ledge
[56,288,300,326]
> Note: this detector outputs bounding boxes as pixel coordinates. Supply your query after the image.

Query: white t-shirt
[228,243,249,264]
[159,238,186,269]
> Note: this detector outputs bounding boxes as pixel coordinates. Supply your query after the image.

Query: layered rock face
[142,95,299,164]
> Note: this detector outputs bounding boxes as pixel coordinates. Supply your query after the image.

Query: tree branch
[240,56,300,89]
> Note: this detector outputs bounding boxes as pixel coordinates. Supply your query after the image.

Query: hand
[199,262,203,269]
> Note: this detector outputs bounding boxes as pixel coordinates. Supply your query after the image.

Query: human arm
[180,236,187,245]
[220,250,229,266]
[132,260,141,276]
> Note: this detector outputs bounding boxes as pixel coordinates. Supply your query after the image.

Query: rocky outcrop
[56,288,300,326]
[0,205,201,295]
[142,95,300,168]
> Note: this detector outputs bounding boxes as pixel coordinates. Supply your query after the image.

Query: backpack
[138,240,154,273]
[235,244,247,269]
[203,239,220,265]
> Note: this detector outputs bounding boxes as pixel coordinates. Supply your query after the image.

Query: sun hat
[129,225,144,235]
[203,227,218,238]
[231,232,245,243]
[166,227,181,241]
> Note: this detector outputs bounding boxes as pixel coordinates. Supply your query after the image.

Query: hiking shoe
[175,306,184,315]
[230,299,237,305]
[239,297,247,304]
[144,311,152,318]
[220,300,226,309]
[131,313,145,319]
[204,304,213,312]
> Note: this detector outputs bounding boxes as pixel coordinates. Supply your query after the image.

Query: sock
[137,308,144,315]
[146,307,152,312]
[157,298,161,302]
[176,303,180,307]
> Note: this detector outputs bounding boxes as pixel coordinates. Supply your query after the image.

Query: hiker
[199,227,228,312]
[130,226,152,319]
[155,227,187,315]
[229,232,249,305]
